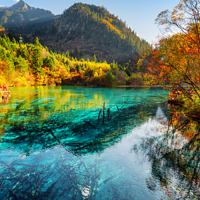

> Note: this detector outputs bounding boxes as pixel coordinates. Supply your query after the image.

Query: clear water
[0,86,199,199]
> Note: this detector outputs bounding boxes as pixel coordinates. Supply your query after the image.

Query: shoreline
[7,84,167,89]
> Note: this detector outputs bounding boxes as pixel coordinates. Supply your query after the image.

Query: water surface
[0,86,199,199]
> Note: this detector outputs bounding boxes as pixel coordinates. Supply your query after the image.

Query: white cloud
[13,0,20,2]
[0,5,5,7]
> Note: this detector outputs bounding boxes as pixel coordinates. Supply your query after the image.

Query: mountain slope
[0,25,5,36]
[33,3,152,63]
[0,0,55,27]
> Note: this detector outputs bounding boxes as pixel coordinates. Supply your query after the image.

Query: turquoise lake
[0,86,199,199]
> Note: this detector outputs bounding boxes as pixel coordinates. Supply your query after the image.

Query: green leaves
[31,47,44,74]
[105,71,115,85]
[43,55,56,71]
[14,55,28,74]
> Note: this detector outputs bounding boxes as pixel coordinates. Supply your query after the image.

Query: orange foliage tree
[148,0,200,99]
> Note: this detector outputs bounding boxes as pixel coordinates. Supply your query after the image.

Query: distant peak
[9,0,31,10]
[0,5,7,9]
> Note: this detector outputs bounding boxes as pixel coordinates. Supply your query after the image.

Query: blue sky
[1,0,180,44]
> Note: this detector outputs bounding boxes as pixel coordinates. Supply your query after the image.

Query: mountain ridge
[1,1,152,68]
[9,0,32,11]
[0,0,55,27]
[33,3,152,64]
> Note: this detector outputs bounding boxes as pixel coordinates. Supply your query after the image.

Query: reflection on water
[133,104,200,199]
[0,86,199,199]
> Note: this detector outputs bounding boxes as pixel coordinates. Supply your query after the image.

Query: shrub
[43,55,56,71]
[105,71,115,85]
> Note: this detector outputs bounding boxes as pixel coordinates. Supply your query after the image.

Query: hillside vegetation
[0,25,5,31]
[33,3,153,64]
[0,34,144,87]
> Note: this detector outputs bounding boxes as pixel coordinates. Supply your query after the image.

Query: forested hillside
[0,34,144,87]
[33,3,153,64]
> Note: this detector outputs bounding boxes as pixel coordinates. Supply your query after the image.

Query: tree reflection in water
[133,104,200,199]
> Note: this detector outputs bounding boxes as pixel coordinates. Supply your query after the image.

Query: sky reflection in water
[0,86,199,199]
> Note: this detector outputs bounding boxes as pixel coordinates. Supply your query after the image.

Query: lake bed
[0,86,199,199]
